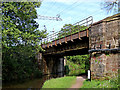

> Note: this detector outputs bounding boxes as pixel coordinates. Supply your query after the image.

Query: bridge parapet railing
[41,16,93,45]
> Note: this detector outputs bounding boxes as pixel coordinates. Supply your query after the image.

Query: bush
[64,65,70,75]
[65,55,90,76]
[34,69,42,78]
[66,60,85,76]
[2,45,43,83]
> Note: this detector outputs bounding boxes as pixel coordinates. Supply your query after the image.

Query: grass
[81,80,117,88]
[68,70,85,76]
[42,76,76,88]
[81,75,120,90]
[81,75,120,88]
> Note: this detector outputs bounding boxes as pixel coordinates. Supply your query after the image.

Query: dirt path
[68,75,86,89]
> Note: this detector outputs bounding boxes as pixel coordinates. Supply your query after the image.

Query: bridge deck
[42,29,89,49]
[41,16,93,49]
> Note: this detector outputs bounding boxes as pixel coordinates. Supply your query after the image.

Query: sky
[35,0,114,34]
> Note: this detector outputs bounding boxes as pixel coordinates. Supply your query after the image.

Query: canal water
[2,75,55,89]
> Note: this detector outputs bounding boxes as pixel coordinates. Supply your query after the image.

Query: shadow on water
[2,69,87,89]
[2,75,57,89]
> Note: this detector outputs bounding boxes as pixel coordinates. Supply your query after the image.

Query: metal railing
[41,16,93,44]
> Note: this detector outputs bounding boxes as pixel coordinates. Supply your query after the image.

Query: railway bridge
[37,14,120,79]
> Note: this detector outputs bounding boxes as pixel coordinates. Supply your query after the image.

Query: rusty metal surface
[42,30,88,48]
[43,37,89,55]
[41,16,93,48]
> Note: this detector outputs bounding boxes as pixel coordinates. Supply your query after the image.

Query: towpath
[68,75,86,89]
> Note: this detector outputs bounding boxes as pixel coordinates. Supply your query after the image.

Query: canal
[2,75,54,89]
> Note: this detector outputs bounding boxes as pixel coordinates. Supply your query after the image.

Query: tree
[101,0,120,13]
[58,24,73,38]
[2,2,47,51]
[2,2,47,82]
[58,24,87,39]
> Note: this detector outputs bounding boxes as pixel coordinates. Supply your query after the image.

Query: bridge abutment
[90,53,119,80]
[37,54,64,77]
[89,14,120,80]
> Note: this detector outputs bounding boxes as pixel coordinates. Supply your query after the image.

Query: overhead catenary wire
[46,9,105,31]
[40,0,60,26]
[41,0,86,30]
[52,2,110,25]
[40,0,91,27]
[38,1,113,34]
[48,10,112,35]
[43,0,57,15]
[57,0,84,14]
[42,1,101,27]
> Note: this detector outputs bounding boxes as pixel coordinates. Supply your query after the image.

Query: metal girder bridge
[41,16,93,44]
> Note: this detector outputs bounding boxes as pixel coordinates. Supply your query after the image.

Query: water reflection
[2,75,54,89]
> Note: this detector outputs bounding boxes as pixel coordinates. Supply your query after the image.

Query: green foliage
[2,2,47,51]
[34,68,42,78]
[2,45,43,82]
[42,76,76,88]
[66,55,89,65]
[2,2,46,82]
[81,75,120,88]
[95,59,97,62]
[58,24,88,39]
[69,70,85,76]
[64,65,70,75]
[66,60,85,76]
[65,55,90,76]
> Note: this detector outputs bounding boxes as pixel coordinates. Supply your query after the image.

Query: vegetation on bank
[2,45,43,83]
[58,24,88,39]
[65,55,90,76]
[2,2,47,83]
[81,75,120,88]
[65,60,85,76]
[42,76,76,88]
